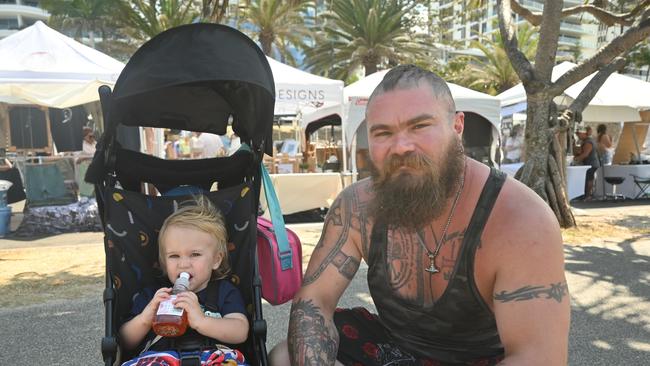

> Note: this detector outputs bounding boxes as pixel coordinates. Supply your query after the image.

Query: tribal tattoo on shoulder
[302,191,361,286]
[288,298,339,366]
[494,282,569,303]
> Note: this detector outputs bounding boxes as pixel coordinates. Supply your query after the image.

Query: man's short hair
[367,64,456,119]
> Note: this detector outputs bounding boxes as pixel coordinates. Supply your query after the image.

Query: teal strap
[260,163,293,270]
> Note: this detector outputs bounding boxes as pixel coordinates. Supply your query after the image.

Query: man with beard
[269,65,569,365]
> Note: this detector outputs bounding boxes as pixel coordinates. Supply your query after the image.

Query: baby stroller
[86,24,276,366]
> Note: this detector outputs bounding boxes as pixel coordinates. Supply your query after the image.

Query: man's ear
[453,112,465,135]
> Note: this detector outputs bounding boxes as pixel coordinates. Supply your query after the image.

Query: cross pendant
[425,254,439,274]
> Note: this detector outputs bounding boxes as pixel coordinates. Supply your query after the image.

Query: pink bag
[256,216,303,305]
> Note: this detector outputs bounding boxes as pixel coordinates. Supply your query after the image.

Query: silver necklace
[416,161,466,274]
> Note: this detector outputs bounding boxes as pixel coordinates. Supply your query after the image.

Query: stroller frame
[87,23,276,366]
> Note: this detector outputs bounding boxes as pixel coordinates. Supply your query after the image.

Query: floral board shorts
[333,307,504,366]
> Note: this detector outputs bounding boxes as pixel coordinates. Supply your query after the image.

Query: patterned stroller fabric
[121,346,248,366]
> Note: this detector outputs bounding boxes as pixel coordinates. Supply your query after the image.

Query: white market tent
[343,69,502,166]
[266,56,344,117]
[498,61,650,123]
[0,21,124,108]
[266,57,348,169]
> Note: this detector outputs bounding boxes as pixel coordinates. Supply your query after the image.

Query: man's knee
[269,339,344,366]
[269,340,290,366]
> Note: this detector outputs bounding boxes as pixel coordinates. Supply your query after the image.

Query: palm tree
[455,24,538,95]
[239,0,314,66]
[40,0,114,48]
[112,0,200,44]
[201,0,231,23]
[306,0,433,79]
[629,41,650,81]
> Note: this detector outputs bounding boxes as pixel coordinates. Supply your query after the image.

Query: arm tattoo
[303,195,356,285]
[288,299,339,366]
[494,282,569,303]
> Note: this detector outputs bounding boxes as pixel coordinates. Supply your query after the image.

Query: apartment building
[0,0,48,39]
[429,0,598,61]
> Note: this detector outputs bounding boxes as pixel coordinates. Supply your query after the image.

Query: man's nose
[392,132,416,155]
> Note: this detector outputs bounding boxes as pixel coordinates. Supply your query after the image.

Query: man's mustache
[383,152,433,174]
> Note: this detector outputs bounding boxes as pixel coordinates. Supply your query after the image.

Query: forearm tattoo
[303,195,359,285]
[288,299,339,366]
[494,282,569,303]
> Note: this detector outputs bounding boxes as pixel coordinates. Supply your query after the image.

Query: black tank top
[367,168,506,364]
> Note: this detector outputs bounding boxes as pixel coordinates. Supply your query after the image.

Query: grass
[562,214,650,245]
[0,243,104,307]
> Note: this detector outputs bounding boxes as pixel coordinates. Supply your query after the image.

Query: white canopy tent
[498,61,650,123]
[343,69,502,168]
[0,21,124,108]
[266,56,344,117]
[266,57,347,169]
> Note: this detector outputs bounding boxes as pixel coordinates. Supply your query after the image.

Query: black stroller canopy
[111,23,275,154]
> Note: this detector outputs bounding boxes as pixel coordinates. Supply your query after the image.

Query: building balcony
[560,21,587,35]
[558,35,580,46]
[0,4,48,18]
[520,0,543,11]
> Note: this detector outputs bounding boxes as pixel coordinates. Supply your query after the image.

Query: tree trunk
[364,62,377,76]
[521,94,576,228]
[260,31,273,56]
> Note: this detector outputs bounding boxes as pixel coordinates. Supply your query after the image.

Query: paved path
[1,211,650,365]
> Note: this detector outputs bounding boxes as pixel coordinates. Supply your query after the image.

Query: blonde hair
[158,195,230,280]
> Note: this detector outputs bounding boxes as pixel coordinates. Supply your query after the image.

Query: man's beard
[368,139,465,231]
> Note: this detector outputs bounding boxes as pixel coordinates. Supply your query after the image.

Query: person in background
[503,124,525,164]
[197,132,225,158]
[596,124,613,166]
[574,125,600,200]
[82,127,97,155]
[227,133,242,156]
[190,132,205,158]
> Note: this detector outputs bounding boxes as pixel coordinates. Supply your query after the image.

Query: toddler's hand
[173,291,203,327]
[142,287,171,322]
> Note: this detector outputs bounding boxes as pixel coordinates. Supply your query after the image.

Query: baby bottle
[152,272,190,337]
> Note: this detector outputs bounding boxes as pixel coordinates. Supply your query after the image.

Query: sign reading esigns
[276,89,326,101]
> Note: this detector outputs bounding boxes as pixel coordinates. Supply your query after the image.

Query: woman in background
[596,124,613,165]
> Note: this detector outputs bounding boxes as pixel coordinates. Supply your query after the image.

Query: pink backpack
[256,165,303,305]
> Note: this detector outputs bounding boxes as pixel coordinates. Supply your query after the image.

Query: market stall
[260,172,354,216]
[0,21,124,235]
[501,162,591,201]
[253,58,351,215]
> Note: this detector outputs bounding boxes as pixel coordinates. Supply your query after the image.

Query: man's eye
[373,131,391,137]
[168,254,179,259]
[191,252,202,257]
